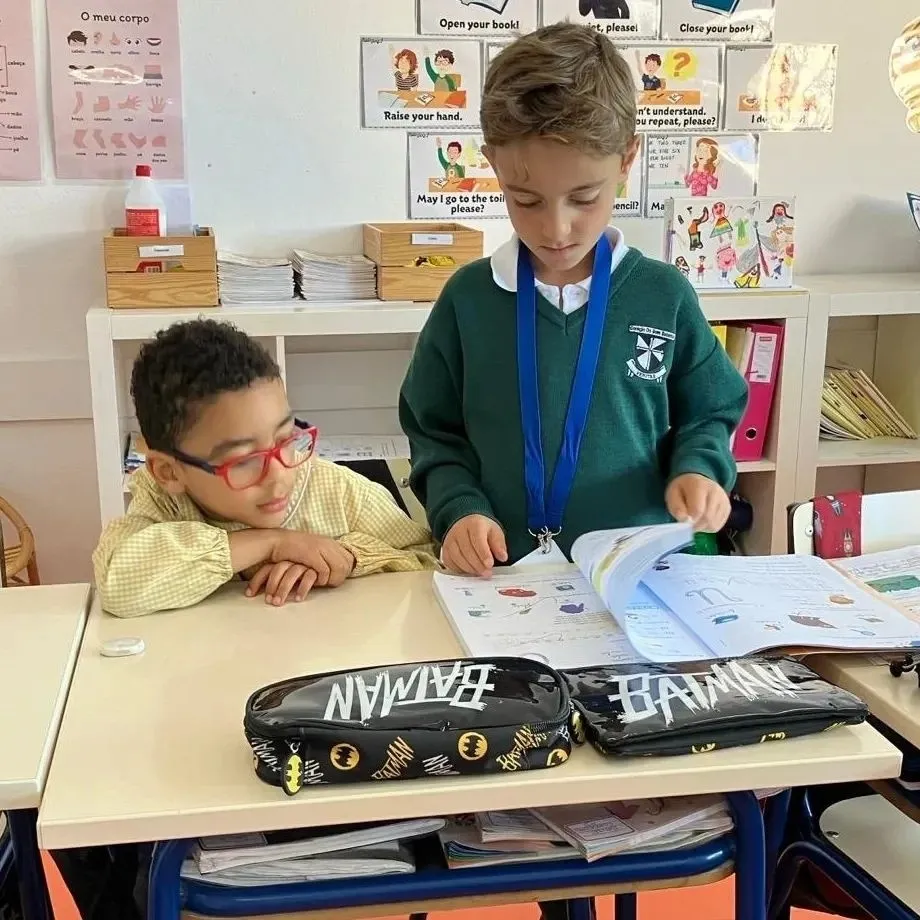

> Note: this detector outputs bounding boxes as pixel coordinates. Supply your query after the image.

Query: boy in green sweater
[400,22,747,580]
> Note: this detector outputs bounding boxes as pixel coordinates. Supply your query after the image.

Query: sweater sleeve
[92,476,234,618]
[399,289,497,542]
[666,283,748,490]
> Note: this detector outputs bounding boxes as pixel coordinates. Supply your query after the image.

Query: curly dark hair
[131,319,281,453]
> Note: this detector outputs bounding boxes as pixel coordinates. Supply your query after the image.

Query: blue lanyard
[516,233,613,550]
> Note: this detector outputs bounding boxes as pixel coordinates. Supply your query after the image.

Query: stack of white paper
[291,249,377,301]
[217,251,295,305]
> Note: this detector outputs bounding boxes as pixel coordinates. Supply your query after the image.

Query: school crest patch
[626,325,675,382]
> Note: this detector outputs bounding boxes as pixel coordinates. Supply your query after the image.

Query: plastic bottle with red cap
[125,163,167,236]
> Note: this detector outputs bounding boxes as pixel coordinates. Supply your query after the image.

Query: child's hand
[247,561,317,606]
[665,473,731,533]
[442,515,507,577]
[271,532,355,587]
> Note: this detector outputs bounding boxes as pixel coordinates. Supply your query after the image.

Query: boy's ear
[146,451,186,496]
[619,136,641,180]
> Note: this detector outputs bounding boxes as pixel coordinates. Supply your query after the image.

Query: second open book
[432,523,920,667]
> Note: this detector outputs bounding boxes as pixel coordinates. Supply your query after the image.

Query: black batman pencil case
[245,657,574,795]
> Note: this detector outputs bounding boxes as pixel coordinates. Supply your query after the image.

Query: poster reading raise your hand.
[362,38,482,129]
[46,0,185,179]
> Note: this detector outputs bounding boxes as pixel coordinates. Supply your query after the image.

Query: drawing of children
[716,243,737,282]
[674,256,690,277]
[709,201,733,240]
[679,206,709,250]
[684,137,720,197]
[426,49,458,92]
[635,50,665,91]
[766,202,793,229]
[437,137,466,179]
[696,255,707,281]
[393,48,420,91]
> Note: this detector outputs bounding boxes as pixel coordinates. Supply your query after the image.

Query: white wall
[2,0,919,582]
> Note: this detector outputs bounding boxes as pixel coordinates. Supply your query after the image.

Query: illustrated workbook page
[642,553,920,658]
[431,569,644,669]
[832,546,920,621]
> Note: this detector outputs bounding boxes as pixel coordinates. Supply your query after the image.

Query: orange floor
[41,854,838,920]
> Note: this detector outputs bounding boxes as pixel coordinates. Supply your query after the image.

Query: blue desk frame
[147,790,781,920]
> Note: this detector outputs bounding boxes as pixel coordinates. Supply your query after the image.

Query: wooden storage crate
[103,226,218,309]
[363,222,484,302]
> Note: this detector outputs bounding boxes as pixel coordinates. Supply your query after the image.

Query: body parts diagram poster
[644,133,757,216]
[541,0,660,40]
[408,132,506,218]
[362,38,482,129]
[0,0,42,181]
[418,0,538,38]
[46,0,185,179]
[625,44,721,132]
[660,0,775,44]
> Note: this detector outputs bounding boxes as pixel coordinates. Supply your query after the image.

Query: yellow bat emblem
[570,709,586,744]
[330,743,360,771]
[282,752,303,796]
[691,743,717,754]
[546,748,569,767]
[458,731,488,761]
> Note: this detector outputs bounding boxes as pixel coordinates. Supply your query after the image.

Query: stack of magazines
[180,818,443,887]
[820,364,917,441]
[217,251,296,306]
[291,249,377,301]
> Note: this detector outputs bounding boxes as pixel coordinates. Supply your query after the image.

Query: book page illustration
[660,0,775,44]
[418,0,538,37]
[362,38,482,129]
[408,131,506,218]
[644,133,757,216]
[625,45,722,133]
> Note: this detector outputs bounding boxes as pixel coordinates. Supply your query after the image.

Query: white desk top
[0,584,91,810]
[811,655,920,749]
[38,574,901,849]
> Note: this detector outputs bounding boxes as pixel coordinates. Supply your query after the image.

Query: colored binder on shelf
[725,322,784,462]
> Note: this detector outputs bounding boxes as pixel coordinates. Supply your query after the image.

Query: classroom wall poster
[485,41,510,70]
[46,0,185,180]
[644,133,757,216]
[723,44,838,132]
[625,44,722,132]
[614,146,643,216]
[889,17,920,133]
[659,0,774,44]
[408,131,506,218]
[541,0,660,40]
[418,0,538,37]
[0,0,42,181]
[362,38,482,129]
[666,196,795,290]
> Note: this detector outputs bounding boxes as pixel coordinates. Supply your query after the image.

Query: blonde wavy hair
[481,23,637,157]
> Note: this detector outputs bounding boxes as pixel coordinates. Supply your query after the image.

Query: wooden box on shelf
[103,227,218,309]
[363,221,484,301]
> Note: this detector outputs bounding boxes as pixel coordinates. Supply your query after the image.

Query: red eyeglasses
[169,423,318,490]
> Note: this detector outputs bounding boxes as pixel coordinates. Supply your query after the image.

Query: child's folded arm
[92,516,236,618]
[334,469,439,576]
[398,296,497,541]
[666,287,749,490]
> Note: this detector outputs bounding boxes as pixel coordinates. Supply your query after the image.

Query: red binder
[725,322,784,462]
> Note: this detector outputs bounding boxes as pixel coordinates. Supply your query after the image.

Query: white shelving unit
[795,274,920,504]
[87,287,810,555]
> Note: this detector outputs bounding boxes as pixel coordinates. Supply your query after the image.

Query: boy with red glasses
[93,319,436,617]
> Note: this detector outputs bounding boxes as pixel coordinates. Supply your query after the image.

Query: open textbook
[432,523,920,666]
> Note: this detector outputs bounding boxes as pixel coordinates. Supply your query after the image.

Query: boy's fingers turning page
[487,524,508,563]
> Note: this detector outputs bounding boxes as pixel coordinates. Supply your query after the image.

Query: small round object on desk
[100,637,146,658]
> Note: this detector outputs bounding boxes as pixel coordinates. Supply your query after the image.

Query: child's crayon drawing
[418,0,538,37]
[408,132,506,218]
[724,44,837,132]
[362,38,482,129]
[541,0,661,40]
[625,45,722,133]
[890,17,920,133]
[644,133,757,216]
[660,0,774,44]
[666,196,795,290]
